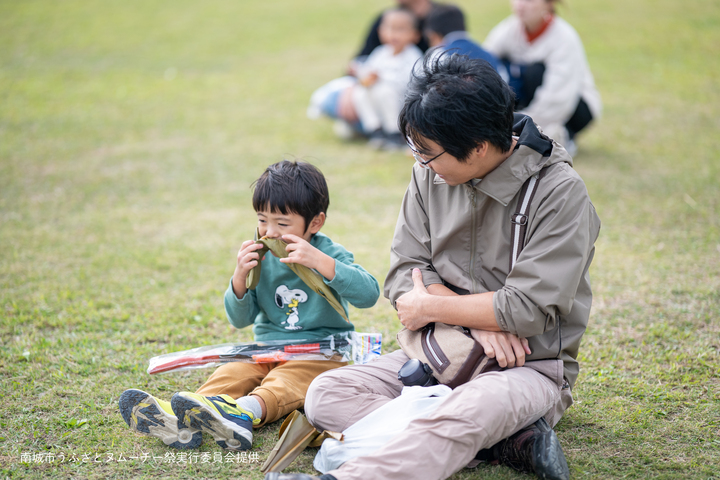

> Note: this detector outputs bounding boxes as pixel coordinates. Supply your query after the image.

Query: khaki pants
[196,360,346,427]
[305,350,572,480]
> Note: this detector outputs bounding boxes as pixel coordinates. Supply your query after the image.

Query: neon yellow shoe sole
[119,389,202,449]
[171,392,257,451]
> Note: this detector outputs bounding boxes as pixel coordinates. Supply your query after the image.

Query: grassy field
[1,0,718,478]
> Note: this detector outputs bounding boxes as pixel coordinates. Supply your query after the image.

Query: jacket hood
[475,114,573,206]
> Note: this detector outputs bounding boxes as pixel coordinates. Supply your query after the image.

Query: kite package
[147,332,382,375]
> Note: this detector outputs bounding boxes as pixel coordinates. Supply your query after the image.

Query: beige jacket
[385,116,601,388]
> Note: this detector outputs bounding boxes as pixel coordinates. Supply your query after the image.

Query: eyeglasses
[407,141,446,166]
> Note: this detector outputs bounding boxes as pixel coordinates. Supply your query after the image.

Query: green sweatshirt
[224,232,380,341]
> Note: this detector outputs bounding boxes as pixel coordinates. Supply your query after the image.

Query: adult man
[269,54,600,480]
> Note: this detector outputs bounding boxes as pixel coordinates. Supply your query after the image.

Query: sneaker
[171,392,260,451]
[118,389,202,449]
[477,417,570,480]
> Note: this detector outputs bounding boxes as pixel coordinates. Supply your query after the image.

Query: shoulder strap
[509,167,548,271]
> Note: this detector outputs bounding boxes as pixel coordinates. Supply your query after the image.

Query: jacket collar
[473,114,567,206]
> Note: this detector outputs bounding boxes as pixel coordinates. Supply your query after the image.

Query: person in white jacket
[483,0,601,154]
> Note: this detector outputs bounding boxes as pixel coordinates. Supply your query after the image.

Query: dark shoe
[264,474,336,480]
[477,417,569,480]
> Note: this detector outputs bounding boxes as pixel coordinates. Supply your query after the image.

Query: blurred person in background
[483,0,601,155]
[351,8,423,150]
[308,8,422,149]
[424,3,507,82]
[353,0,433,65]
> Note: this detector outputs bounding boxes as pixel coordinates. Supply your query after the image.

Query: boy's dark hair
[399,53,515,161]
[425,4,466,37]
[252,160,329,231]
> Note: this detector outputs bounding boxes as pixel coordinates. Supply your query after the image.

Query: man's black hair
[399,52,515,161]
[425,4,466,37]
[252,160,329,232]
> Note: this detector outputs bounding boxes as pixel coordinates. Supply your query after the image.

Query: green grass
[1,0,719,478]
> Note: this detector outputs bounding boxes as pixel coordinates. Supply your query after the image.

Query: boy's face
[379,10,420,53]
[257,209,317,242]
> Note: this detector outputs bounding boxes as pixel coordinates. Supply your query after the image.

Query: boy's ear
[307,213,326,235]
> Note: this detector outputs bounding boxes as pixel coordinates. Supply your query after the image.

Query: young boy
[352,7,423,150]
[118,160,380,451]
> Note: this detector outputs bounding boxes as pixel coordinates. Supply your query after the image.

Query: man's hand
[396,268,433,331]
[281,234,336,280]
[470,329,532,368]
[232,240,265,298]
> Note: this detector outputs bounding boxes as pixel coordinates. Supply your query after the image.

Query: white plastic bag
[313,385,452,473]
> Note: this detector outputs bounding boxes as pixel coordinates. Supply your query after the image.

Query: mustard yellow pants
[195,360,347,426]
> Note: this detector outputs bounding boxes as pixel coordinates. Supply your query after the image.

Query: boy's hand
[281,234,336,281]
[232,240,265,298]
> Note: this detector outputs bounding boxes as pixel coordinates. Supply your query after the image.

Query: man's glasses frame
[407,141,446,166]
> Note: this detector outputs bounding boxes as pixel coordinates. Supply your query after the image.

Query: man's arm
[399,269,531,368]
[398,169,600,340]
[426,284,459,297]
[384,166,445,305]
[397,277,499,332]
[495,172,599,337]
[388,168,504,331]
[388,168,535,368]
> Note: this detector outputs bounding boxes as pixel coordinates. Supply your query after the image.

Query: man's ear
[475,141,489,158]
[307,212,326,235]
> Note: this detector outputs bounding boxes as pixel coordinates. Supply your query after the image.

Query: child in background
[352,7,423,150]
[119,160,380,451]
[307,8,422,150]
